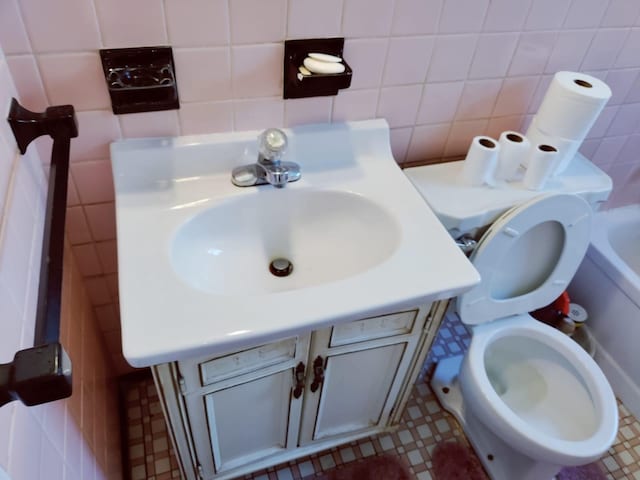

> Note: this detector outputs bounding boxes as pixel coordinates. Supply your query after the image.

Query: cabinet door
[205,369,294,471]
[184,334,311,477]
[299,328,420,445]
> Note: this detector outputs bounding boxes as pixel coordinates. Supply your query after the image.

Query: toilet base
[431,355,562,480]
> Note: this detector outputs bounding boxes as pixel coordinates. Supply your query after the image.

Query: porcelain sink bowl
[171,189,400,295]
[111,120,480,367]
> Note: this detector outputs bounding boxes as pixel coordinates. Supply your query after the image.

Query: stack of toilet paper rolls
[525,71,611,175]
[459,71,611,190]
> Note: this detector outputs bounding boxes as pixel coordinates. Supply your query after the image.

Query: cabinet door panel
[313,343,405,440]
[205,370,293,472]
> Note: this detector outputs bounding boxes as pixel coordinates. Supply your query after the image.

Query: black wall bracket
[1,98,77,407]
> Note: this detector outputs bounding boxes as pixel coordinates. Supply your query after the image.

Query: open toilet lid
[457,194,592,326]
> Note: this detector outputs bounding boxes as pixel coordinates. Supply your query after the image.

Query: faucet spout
[265,165,289,187]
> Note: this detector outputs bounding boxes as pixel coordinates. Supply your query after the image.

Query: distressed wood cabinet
[153,301,449,480]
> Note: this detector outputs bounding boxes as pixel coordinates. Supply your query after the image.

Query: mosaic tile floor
[124,381,181,480]
[124,314,640,480]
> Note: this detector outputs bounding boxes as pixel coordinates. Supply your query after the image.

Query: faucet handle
[258,128,288,162]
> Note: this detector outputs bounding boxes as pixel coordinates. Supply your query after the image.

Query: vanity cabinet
[153,302,448,480]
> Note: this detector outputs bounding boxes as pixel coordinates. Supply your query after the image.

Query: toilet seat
[457,194,592,326]
[459,314,618,466]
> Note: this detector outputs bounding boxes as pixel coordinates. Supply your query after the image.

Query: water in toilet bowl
[485,336,598,442]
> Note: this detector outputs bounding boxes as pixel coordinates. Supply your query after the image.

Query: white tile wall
[377,85,422,127]
[438,0,488,34]
[118,111,180,138]
[284,97,333,127]
[2,0,640,373]
[0,0,31,55]
[179,100,234,134]
[5,55,49,111]
[94,0,167,48]
[455,79,503,120]
[468,33,519,80]
[332,89,379,122]
[166,0,229,47]
[287,0,343,39]
[231,44,284,98]
[427,34,478,82]
[343,0,395,37]
[19,0,101,53]
[71,160,115,204]
[229,0,287,44]
[382,37,434,86]
[174,48,232,102]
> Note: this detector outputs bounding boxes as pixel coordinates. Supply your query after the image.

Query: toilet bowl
[460,315,618,468]
[404,157,617,480]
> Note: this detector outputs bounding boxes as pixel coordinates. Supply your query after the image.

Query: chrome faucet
[231,128,301,188]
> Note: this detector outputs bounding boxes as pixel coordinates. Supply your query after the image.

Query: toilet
[404,154,618,480]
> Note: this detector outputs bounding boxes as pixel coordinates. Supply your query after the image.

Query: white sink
[111,120,479,367]
[171,189,400,295]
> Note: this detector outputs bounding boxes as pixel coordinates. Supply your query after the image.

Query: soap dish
[283,38,352,99]
[100,46,180,114]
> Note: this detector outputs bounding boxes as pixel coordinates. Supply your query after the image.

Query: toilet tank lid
[404,153,611,234]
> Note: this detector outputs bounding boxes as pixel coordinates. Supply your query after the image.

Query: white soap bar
[298,65,312,76]
[303,57,345,74]
[308,52,342,63]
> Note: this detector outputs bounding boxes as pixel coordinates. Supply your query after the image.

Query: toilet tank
[404,153,612,239]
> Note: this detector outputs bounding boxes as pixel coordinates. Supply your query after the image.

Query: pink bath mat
[302,454,411,480]
[432,441,607,480]
[557,463,607,480]
[432,441,487,480]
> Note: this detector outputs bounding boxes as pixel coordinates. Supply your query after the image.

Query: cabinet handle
[310,356,325,393]
[293,362,305,399]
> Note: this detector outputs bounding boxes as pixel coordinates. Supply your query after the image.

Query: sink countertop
[111,120,480,367]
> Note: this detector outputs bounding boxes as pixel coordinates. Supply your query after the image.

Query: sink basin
[111,119,480,367]
[171,189,400,295]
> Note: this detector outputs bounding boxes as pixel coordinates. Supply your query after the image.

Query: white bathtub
[569,204,640,419]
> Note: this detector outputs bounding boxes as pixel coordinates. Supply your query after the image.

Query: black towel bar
[1,98,78,407]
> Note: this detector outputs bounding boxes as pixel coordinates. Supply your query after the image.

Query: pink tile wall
[0,46,121,479]
[2,0,640,371]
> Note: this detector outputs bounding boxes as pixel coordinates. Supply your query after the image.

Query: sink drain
[269,258,293,277]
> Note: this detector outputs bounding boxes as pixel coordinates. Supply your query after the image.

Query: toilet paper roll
[523,144,559,191]
[494,131,530,181]
[460,136,500,186]
[525,117,581,175]
[535,71,611,140]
